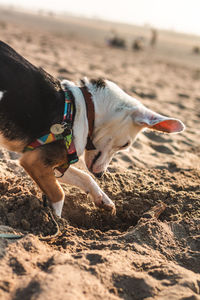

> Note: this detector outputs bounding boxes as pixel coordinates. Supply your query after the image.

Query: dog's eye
[121,142,129,149]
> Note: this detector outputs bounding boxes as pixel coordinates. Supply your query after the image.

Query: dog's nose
[93,171,104,178]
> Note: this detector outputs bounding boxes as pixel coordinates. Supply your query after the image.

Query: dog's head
[84,79,185,177]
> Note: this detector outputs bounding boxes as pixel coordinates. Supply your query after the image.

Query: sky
[0,0,200,36]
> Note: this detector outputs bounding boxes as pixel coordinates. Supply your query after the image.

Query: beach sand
[0,8,200,300]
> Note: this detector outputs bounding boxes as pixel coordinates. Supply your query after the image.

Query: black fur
[90,78,106,89]
[80,78,106,89]
[0,41,65,144]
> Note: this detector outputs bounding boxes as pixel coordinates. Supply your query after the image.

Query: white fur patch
[0,91,4,101]
[51,199,64,217]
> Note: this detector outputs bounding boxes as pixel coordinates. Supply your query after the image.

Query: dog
[0,41,185,217]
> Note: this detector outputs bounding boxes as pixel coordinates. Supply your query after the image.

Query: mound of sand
[0,9,200,300]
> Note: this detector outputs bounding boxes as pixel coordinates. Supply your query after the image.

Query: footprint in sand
[150,144,174,155]
[144,131,172,143]
[86,253,105,265]
[120,154,134,163]
[131,86,157,99]
[177,93,190,99]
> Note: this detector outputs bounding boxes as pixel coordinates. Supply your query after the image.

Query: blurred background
[0,0,200,35]
[0,0,200,68]
[0,0,199,169]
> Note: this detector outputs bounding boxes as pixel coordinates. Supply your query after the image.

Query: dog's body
[0,41,185,217]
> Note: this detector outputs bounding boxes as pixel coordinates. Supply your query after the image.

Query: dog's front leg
[58,167,116,214]
[20,150,65,217]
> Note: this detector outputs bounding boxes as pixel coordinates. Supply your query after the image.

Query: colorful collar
[24,85,96,177]
[24,89,79,176]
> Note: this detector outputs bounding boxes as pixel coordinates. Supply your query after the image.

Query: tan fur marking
[20,150,65,204]
[0,133,27,152]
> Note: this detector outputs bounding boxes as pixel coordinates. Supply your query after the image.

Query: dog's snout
[93,171,104,178]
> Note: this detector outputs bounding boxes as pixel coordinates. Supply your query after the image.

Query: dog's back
[0,41,64,142]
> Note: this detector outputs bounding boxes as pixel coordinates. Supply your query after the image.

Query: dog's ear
[132,106,185,133]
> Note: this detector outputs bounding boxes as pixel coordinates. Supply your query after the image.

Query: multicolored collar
[24,85,96,177]
[24,89,79,176]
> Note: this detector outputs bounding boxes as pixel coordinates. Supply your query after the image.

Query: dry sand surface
[0,8,200,300]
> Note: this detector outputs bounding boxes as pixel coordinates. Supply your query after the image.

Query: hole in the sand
[61,188,141,232]
[0,174,170,234]
[1,169,199,236]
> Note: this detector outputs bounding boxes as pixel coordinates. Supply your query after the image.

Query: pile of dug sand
[0,9,200,300]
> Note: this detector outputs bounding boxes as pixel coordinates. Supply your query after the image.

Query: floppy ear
[132,105,185,133]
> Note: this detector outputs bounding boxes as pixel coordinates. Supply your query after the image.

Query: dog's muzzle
[93,171,104,178]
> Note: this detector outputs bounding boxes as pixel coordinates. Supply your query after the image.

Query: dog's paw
[89,191,116,215]
[100,201,116,215]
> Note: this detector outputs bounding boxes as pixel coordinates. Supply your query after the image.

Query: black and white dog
[0,41,185,217]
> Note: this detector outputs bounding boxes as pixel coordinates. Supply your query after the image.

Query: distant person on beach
[150,28,157,47]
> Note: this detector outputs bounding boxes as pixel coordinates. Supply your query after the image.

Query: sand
[0,7,200,300]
